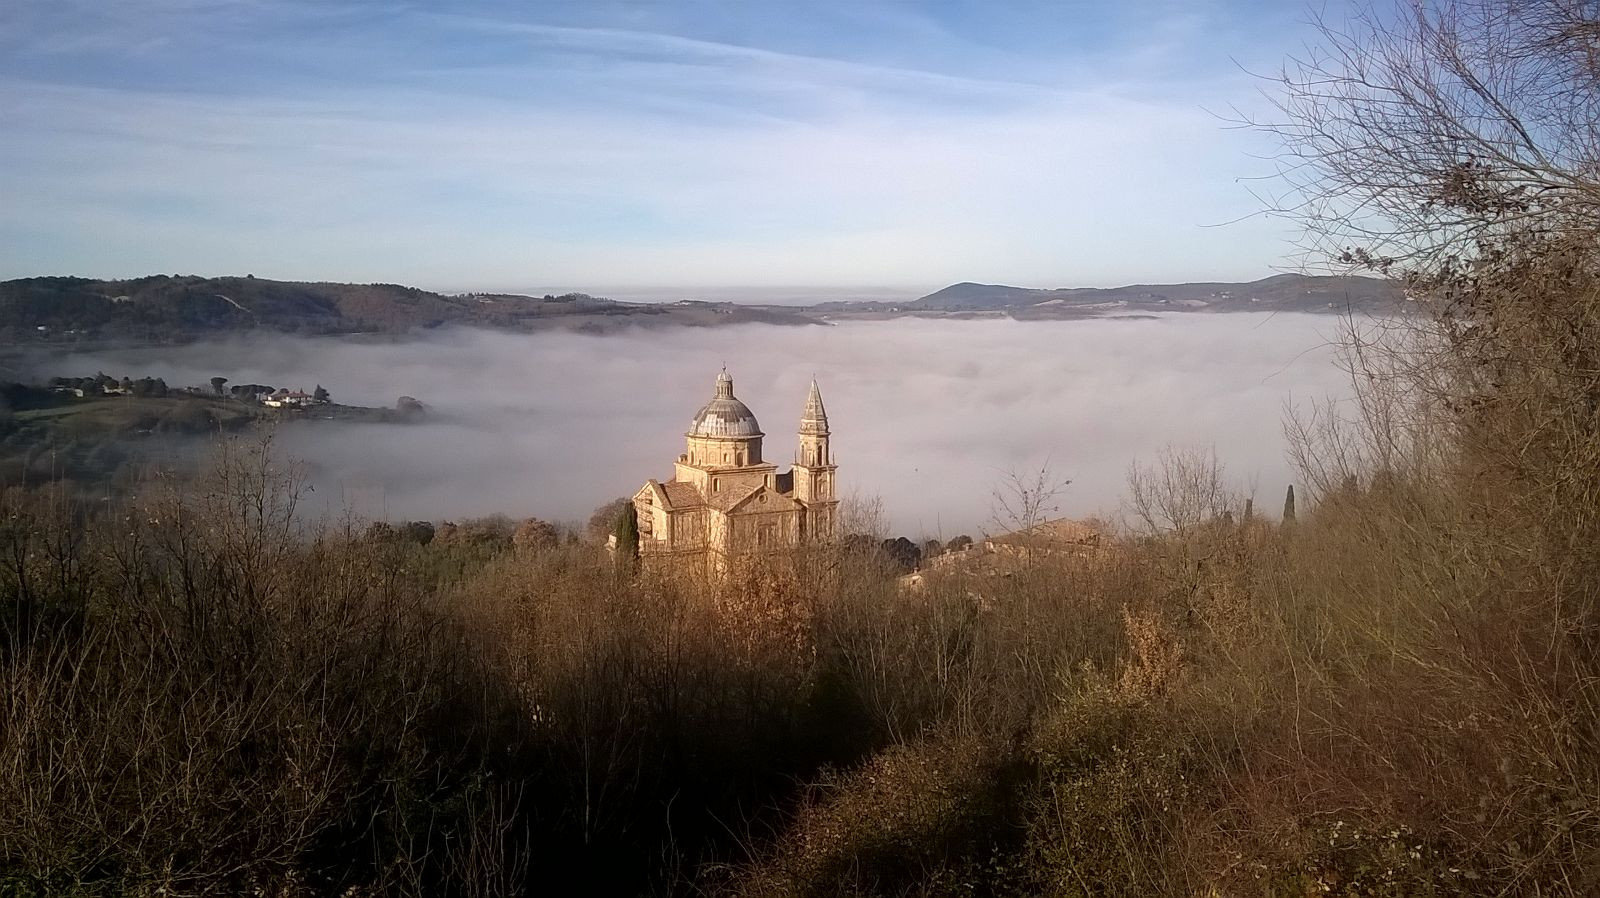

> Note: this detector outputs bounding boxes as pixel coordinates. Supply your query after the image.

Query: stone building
[632,370,837,567]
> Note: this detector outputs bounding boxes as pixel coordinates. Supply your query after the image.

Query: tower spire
[793,378,836,532]
[800,378,828,435]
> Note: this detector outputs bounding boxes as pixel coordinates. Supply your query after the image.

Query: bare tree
[1125,444,1238,535]
[1281,312,1457,502]
[1250,1,1600,531]
[1247,0,1600,275]
[988,458,1071,537]
[838,490,889,540]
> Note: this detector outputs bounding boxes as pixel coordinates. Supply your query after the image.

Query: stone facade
[633,371,837,569]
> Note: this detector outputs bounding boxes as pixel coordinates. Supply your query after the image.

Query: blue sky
[0,1,1346,294]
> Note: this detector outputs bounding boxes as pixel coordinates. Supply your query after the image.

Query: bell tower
[793,379,838,539]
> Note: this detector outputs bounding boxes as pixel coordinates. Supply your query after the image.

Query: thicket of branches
[0,440,1150,896]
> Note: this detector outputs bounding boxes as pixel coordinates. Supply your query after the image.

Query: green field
[0,392,396,490]
[13,394,262,432]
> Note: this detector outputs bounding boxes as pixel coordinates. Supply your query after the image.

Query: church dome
[688,370,762,438]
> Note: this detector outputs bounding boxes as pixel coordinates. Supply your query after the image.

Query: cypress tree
[614,503,640,571]
[1282,485,1296,523]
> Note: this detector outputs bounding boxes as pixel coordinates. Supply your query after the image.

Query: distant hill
[1,272,1408,346]
[912,274,1404,314]
[1,275,470,338]
[913,282,1053,308]
[0,275,814,344]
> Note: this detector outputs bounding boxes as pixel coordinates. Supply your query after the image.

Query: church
[631,370,838,567]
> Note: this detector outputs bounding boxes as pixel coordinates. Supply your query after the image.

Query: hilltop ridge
[0,271,1407,346]
[0,274,814,344]
[911,273,1401,314]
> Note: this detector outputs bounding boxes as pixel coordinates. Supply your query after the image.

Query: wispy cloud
[417,13,1078,104]
[1,0,1335,287]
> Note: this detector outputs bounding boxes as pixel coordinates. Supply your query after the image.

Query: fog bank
[46,314,1350,535]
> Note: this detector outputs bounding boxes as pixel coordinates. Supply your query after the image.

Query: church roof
[708,481,763,511]
[660,481,704,509]
[689,369,762,438]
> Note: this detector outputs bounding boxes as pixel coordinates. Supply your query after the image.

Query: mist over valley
[38,313,1349,535]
